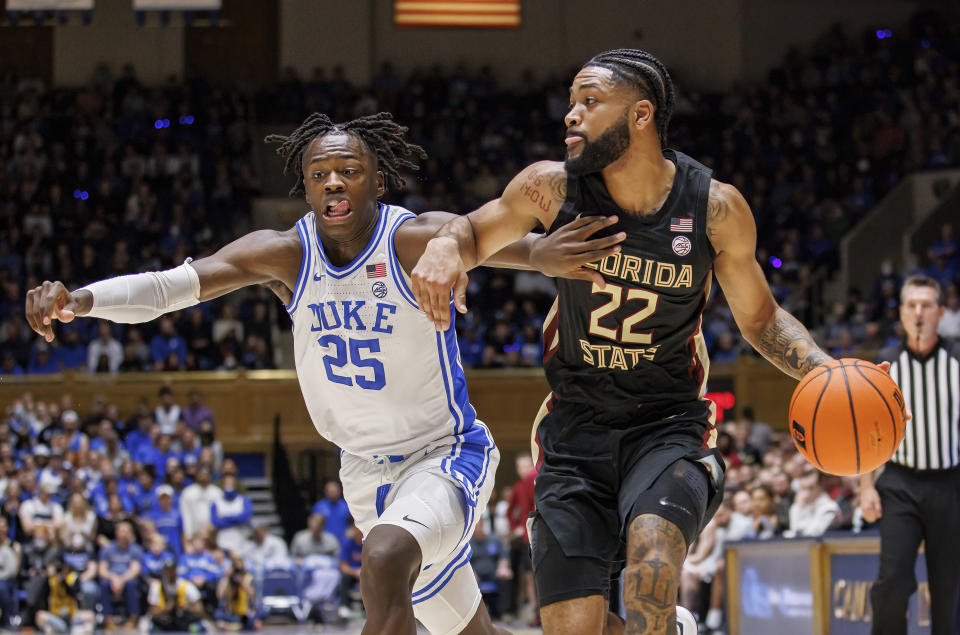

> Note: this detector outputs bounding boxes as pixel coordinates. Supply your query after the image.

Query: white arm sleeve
[80,259,201,323]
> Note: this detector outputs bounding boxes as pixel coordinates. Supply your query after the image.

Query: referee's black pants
[870,463,960,635]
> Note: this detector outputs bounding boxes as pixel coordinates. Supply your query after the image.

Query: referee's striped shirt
[878,339,960,470]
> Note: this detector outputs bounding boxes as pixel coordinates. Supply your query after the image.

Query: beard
[565,115,631,176]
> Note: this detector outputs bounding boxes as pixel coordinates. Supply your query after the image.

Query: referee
[860,275,960,635]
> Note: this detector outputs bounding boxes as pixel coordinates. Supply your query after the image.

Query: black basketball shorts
[530,399,724,607]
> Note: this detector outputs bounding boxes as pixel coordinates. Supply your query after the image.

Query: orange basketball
[788,358,907,476]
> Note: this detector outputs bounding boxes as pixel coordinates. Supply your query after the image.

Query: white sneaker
[676,606,697,634]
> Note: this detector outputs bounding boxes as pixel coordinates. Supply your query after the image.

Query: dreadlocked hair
[583,49,675,148]
[264,112,428,197]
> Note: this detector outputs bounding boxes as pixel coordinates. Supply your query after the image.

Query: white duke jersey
[286,204,478,457]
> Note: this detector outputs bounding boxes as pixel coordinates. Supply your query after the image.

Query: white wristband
[81,259,201,324]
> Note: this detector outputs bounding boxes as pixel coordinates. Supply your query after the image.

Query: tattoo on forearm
[624,515,684,634]
[757,308,831,379]
[705,180,728,242]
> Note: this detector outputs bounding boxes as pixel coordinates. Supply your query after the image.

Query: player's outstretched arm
[398,211,623,276]
[411,161,568,329]
[25,228,301,342]
[708,180,831,380]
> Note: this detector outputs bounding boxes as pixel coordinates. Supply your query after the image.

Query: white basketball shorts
[339,420,499,635]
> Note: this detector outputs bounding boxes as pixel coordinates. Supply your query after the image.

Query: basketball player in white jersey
[24,112,624,635]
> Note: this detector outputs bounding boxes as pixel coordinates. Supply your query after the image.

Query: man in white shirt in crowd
[179,464,221,538]
[87,320,123,373]
[784,470,840,538]
[19,474,63,536]
[246,519,289,571]
[154,386,181,436]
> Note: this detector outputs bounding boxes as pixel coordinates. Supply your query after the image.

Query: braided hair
[582,49,675,148]
[264,112,427,197]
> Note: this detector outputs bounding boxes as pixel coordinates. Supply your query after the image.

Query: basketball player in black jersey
[412,49,835,634]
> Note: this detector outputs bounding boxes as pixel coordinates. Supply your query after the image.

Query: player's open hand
[411,237,468,331]
[25,280,83,343]
[529,215,625,287]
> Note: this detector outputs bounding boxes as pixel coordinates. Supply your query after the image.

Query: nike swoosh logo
[313,272,324,281]
[659,497,693,517]
[402,515,429,529]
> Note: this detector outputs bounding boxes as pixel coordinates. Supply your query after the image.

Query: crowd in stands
[3,14,960,375]
[0,385,557,630]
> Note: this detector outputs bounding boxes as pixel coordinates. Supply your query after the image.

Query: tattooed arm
[708,180,831,379]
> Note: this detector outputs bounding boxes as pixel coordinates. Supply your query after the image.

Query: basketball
[788,358,907,476]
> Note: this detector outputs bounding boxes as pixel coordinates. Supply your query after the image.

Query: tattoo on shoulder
[706,180,729,241]
[519,165,566,215]
[547,169,567,201]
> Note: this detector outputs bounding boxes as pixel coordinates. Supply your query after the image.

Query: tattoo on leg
[624,515,685,634]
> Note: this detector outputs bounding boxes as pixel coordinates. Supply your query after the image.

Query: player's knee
[626,514,687,565]
[361,525,421,585]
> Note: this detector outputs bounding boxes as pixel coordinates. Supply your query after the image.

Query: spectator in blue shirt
[148,486,184,556]
[98,521,143,627]
[211,474,253,554]
[181,533,223,611]
[177,428,203,468]
[92,476,133,517]
[117,459,140,505]
[1,351,24,375]
[134,468,158,516]
[338,517,362,610]
[27,342,60,374]
[61,410,88,454]
[142,533,175,580]
[149,317,187,370]
[134,439,164,481]
[311,480,350,544]
[52,326,87,370]
[124,414,154,459]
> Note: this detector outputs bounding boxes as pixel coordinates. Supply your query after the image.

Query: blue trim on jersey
[316,203,389,279]
[375,484,392,518]
[410,542,473,604]
[286,218,312,315]
[387,212,419,309]
[442,307,477,428]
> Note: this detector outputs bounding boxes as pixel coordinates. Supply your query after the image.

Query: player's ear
[376,170,386,198]
[632,99,654,132]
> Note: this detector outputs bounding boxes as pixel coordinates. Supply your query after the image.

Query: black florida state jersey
[542,149,716,410]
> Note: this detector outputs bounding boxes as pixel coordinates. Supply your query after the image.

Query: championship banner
[395,0,521,28]
[6,0,93,9]
[132,0,220,9]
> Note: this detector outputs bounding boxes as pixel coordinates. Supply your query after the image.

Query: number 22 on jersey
[588,281,659,344]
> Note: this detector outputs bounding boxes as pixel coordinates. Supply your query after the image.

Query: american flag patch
[670,218,693,233]
[366,263,387,278]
